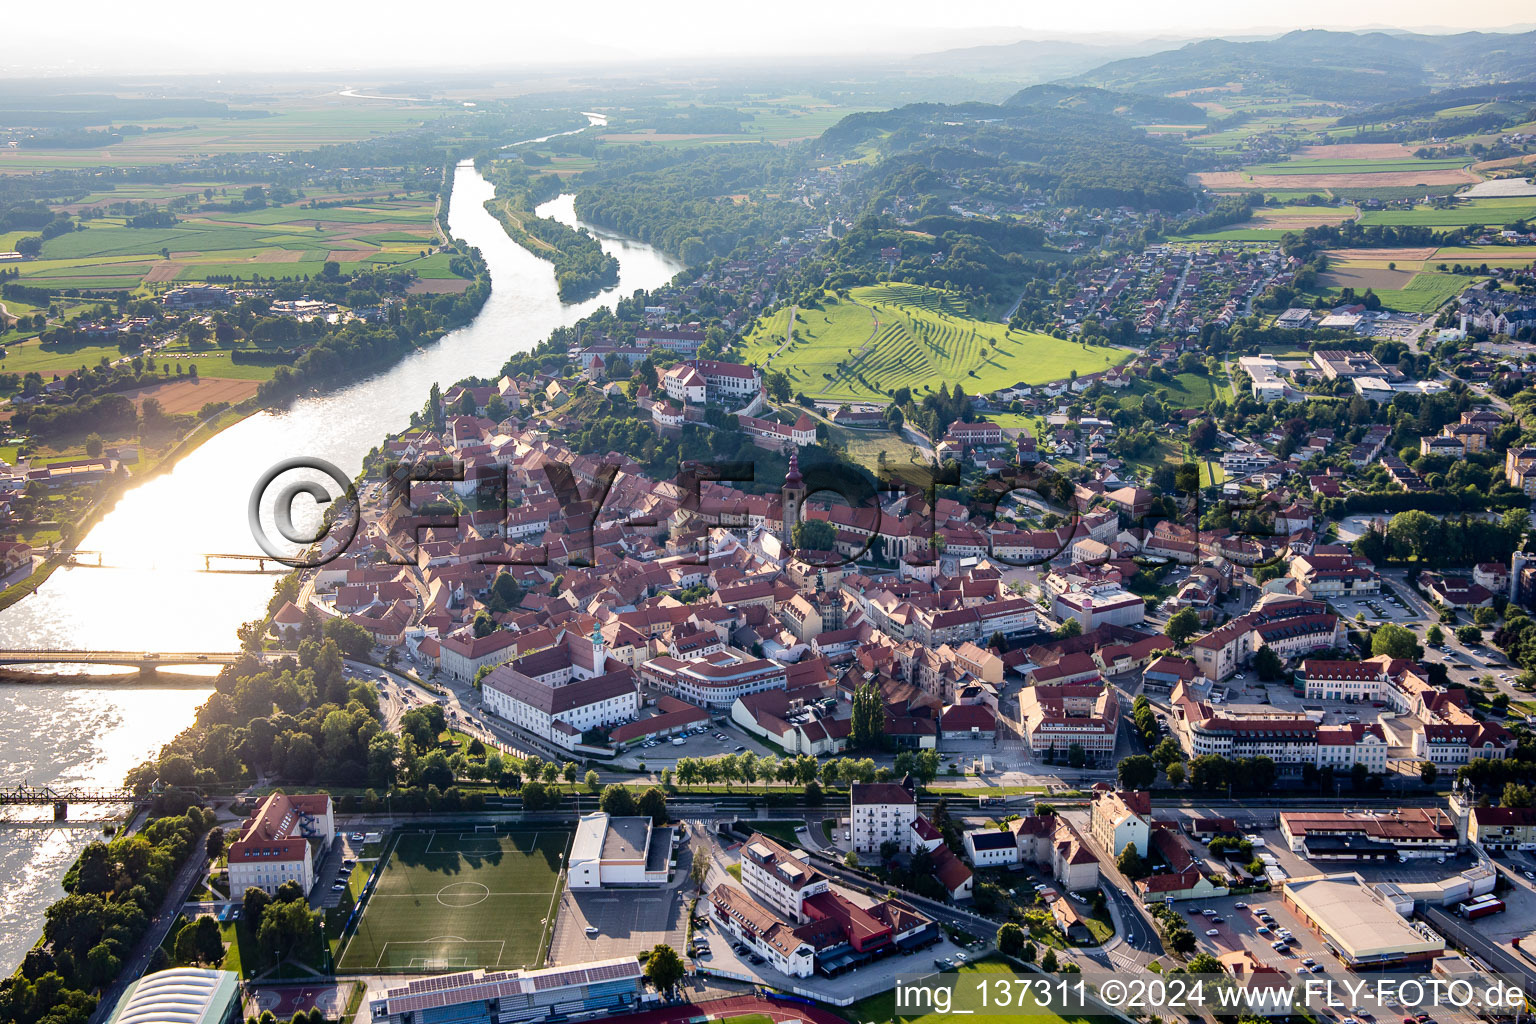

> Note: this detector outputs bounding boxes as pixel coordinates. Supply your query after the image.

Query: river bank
[0,157,682,973]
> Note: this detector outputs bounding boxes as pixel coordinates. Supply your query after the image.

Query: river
[0,159,681,971]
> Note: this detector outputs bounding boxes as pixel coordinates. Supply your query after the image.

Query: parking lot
[1186,891,1344,977]
[547,884,689,967]
[614,717,780,769]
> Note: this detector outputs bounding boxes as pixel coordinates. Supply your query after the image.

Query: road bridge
[0,649,242,671]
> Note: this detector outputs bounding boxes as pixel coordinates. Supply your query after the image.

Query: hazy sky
[8,0,1534,75]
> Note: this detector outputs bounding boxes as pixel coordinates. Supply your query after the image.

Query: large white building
[482,665,640,750]
[566,811,673,889]
[226,792,333,896]
[638,648,787,708]
[849,780,918,854]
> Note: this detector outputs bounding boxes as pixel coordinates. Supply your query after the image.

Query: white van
[672,737,687,746]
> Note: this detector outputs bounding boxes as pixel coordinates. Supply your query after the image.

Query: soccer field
[337,828,572,973]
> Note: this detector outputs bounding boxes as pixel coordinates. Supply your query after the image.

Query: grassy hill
[739,285,1133,403]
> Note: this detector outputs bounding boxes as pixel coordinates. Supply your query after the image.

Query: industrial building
[1282,874,1444,970]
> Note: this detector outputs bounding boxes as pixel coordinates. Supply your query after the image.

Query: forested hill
[1065,28,1536,104]
[1002,84,1207,125]
[818,102,1198,212]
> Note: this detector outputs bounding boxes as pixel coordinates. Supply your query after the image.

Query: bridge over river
[0,649,243,671]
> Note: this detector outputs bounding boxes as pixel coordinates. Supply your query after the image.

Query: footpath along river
[0,157,682,971]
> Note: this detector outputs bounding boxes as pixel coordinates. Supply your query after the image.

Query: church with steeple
[781,449,806,543]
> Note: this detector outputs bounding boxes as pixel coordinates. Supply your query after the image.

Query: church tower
[589,625,607,676]
[781,450,806,543]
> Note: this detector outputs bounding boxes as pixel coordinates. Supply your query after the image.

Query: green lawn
[336,829,570,973]
[1122,372,1218,410]
[740,285,1132,402]
[0,337,127,377]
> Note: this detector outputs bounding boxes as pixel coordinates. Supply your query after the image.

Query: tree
[584,769,600,793]
[1116,842,1147,879]
[851,680,885,751]
[1056,618,1083,639]
[844,850,859,868]
[1068,742,1086,769]
[1371,623,1421,660]
[1502,782,1534,808]
[205,827,225,862]
[1118,755,1157,790]
[644,943,685,997]
[1041,948,1059,973]
[84,433,104,458]
[599,784,637,817]
[1165,608,1201,646]
[1165,762,1186,788]
[257,899,322,966]
[242,887,271,932]
[1426,624,1445,647]
[192,915,223,964]
[997,922,1026,958]
[638,786,668,825]
[1186,953,1224,975]
[1253,646,1284,682]
[1420,761,1439,787]
[880,840,901,862]
[792,518,837,552]
[689,844,710,892]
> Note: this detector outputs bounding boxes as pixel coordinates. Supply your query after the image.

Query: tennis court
[337,828,571,972]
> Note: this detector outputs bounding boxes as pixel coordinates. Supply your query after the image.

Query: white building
[739,832,829,922]
[481,665,640,750]
[1088,789,1151,859]
[566,811,673,888]
[850,780,918,854]
[226,792,333,896]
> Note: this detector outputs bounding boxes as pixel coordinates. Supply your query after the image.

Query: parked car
[1205,929,1219,936]
[585,926,599,937]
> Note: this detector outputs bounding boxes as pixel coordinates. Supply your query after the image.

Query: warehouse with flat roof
[1283,874,1443,969]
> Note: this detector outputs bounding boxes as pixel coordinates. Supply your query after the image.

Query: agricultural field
[0,104,450,172]
[10,191,447,293]
[1168,204,1357,242]
[1315,255,1473,313]
[1356,197,1536,228]
[337,829,570,973]
[740,285,1133,403]
[595,96,868,148]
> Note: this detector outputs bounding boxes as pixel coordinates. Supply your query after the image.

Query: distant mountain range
[907,37,1192,83]
[1061,28,1536,103]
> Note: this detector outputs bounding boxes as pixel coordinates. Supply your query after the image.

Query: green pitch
[337,829,571,973]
